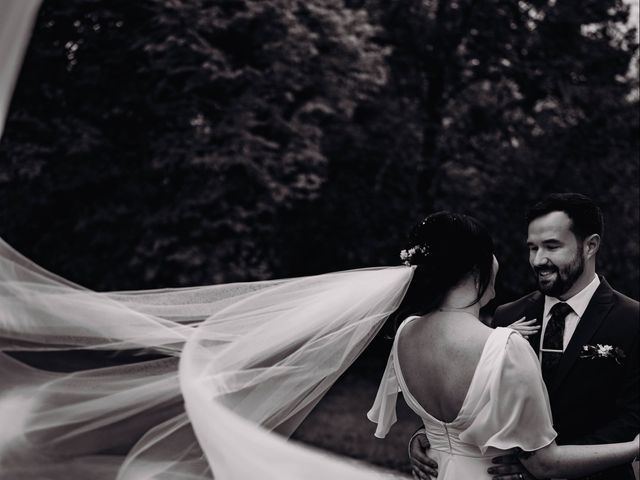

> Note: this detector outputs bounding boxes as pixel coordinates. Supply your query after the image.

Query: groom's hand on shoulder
[488,453,537,480]
[408,430,438,480]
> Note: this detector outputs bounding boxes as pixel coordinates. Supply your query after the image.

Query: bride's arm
[519,435,639,479]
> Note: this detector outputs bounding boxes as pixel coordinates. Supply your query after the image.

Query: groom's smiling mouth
[535,267,558,281]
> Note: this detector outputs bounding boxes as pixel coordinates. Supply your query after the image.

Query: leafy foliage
[0,0,638,303]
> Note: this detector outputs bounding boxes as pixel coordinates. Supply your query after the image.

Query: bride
[369,212,638,479]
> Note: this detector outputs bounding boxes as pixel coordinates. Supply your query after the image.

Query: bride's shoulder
[397,314,423,330]
[497,327,540,365]
[395,314,435,348]
[498,326,534,347]
[489,326,530,350]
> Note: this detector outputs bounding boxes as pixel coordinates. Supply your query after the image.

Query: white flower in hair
[399,244,429,266]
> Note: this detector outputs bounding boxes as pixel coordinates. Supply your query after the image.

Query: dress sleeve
[459,329,557,454]
[367,350,400,438]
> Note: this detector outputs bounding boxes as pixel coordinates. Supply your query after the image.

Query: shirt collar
[543,274,601,319]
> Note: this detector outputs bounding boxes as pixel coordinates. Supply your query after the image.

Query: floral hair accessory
[580,344,626,365]
[399,244,430,266]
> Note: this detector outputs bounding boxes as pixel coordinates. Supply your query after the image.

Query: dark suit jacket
[493,277,640,480]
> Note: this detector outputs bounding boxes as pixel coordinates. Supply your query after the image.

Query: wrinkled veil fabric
[0,5,416,478]
[0,237,414,479]
[0,0,41,138]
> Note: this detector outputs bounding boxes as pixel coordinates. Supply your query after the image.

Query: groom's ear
[583,234,600,259]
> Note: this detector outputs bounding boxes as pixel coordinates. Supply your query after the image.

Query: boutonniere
[580,344,626,365]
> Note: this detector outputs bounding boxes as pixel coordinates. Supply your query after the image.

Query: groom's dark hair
[527,193,604,241]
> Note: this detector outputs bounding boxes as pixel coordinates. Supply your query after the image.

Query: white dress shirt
[538,274,600,360]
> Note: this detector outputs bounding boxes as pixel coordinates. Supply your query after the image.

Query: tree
[0,0,392,289]
[355,0,639,299]
[1,0,637,300]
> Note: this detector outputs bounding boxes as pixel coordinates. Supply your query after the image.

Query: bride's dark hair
[398,211,495,316]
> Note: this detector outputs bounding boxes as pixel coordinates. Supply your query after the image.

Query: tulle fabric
[0,3,417,477]
[0,0,41,138]
[0,236,415,479]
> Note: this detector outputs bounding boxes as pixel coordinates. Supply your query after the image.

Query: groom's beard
[534,253,584,297]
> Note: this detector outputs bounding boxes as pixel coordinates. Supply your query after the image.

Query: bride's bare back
[396,312,492,423]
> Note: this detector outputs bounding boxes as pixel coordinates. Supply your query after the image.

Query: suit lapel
[549,277,615,394]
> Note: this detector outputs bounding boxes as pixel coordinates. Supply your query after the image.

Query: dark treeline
[1,0,638,303]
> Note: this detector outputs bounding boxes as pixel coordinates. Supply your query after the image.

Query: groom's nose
[531,249,549,267]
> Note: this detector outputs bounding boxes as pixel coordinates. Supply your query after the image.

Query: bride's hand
[508,317,540,340]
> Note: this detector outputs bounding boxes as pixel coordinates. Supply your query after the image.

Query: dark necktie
[541,302,573,384]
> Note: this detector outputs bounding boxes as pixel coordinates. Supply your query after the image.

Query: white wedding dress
[368,317,557,479]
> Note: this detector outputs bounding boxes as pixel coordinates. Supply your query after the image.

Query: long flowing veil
[0,3,415,477]
[0,0,41,138]
[0,236,414,479]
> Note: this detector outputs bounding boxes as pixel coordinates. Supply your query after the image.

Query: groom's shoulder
[588,280,638,340]
[602,287,640,346]
[609,286,639,320]
[493,290,541,326]
[498,290,541,312]
[599,278,639,314]
[611,288,639,308]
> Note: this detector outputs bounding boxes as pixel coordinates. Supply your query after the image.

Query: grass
[292,365,418,475]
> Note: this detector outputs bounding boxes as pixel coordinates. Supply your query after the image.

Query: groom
[409,193,640,480]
